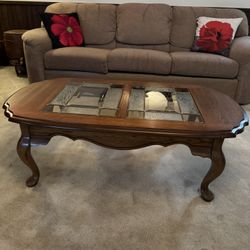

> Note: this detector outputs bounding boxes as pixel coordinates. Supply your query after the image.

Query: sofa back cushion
[116,3,172,46]
[45,3,248,52]
[170,7,248,51]
[45,3,116,48]
[46,3,78,14]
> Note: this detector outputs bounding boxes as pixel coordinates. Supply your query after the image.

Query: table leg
[17,124,40,187]
[200,139,225,202]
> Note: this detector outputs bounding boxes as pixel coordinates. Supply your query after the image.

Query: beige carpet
[0,66,250,250]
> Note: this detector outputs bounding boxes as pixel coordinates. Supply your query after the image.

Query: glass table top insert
[128,87,202,122]
[46,83,123,117]
[45,83,203,122]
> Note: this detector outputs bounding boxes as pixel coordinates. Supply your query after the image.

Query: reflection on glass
[45,82,123,117]
[128,87,202,122]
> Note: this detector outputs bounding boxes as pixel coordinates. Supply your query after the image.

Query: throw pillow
[191,17,243,56]
[41,12,84,49]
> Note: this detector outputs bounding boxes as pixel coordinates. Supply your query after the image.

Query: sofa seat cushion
[45,47,109,73]
[170,51,239,78]
[108,48,171,75]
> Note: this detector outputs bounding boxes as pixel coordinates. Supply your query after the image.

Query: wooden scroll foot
[17,125,40,187]
[200,139,225,202]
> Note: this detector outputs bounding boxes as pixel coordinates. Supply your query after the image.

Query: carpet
[0,67,250,250]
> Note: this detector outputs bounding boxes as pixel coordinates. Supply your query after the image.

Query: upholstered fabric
[170,7,248,51]
[116,42,169,52]
[87,42,116,50]
[170,46,190,52]
[45,47,109,73]
[116,3,171,45]
[46,3,116,46]
[191,17,243,56]
[45,2,77,13]
[22,28,52,83]
[171,51,239,78]
[108,48,171,74]
[76,4,116,46]
[230,37,250,103]
[41,13,84,49]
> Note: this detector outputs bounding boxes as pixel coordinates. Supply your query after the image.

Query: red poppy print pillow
[41,13,84,49]
[191,17,243,56]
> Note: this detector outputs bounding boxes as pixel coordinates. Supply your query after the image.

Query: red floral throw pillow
[191,17,243,56]
[41,13,84,49]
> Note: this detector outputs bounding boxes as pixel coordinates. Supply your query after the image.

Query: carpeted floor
[0,66,250,250]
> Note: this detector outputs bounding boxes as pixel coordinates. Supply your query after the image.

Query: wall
[2,0,250,8]
[0,1,50,64]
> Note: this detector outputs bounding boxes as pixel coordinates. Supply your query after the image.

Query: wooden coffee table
[3,78,248,201]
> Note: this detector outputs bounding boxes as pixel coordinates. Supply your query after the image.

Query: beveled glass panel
[45,82,123,117]
[127,87,203,122]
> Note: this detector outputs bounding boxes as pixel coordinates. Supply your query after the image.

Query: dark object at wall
[4,30,27,76]
[0,40,9,66]
[0,1,52,66]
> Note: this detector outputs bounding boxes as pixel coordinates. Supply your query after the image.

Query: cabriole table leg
[17,124,40,187]
[200,138,226,202]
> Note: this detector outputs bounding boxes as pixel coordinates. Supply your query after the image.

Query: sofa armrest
[22,28,52,83]
[229,36,250,104]
[230,36,250,64]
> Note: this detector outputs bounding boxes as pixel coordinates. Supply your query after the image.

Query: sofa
[22,3,250,104]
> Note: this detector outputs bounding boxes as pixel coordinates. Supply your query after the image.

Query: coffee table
[3,78,248,201]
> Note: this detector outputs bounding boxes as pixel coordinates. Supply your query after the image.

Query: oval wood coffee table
[3,78,248,201]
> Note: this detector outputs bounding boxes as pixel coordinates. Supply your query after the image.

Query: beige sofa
[22,3,250,104]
